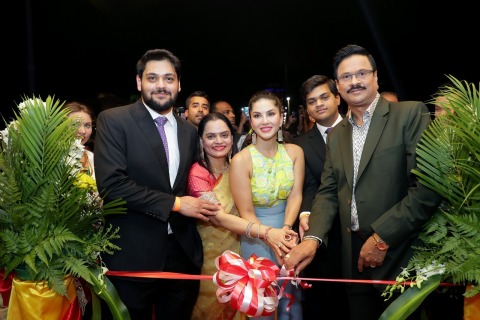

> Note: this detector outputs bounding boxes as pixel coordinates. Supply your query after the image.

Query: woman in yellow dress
[188,112,298,320]
[230,91,305,320]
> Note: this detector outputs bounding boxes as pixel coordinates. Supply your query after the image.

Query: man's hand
[283,239,317,275]
[177,196,219,222]
[299,215,309,239]
[357,236,387,272]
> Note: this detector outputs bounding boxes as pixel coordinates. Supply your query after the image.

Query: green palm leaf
[381,76,480,318]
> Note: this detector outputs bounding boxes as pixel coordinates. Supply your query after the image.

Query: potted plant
[0,96,130,319]
[380,76,480,319]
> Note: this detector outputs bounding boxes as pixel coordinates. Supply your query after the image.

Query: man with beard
[94,48,219,320]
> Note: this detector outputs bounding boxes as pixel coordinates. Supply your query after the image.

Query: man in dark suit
[94,49,219,320]
[285,45,442,320]
[292,75,348,319]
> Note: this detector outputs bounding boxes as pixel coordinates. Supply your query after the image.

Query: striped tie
[154,116,169,163]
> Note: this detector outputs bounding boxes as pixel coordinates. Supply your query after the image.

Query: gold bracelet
[172,197,181,212]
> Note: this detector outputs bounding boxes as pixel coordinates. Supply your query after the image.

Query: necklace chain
[211,163,230,174]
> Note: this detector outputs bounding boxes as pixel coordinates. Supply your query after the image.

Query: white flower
[416,260,445,279]
[17,98,46,113]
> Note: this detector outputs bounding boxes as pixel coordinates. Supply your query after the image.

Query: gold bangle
[172,197,181,212]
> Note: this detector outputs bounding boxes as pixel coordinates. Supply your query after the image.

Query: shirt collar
[144,103,175,125]
[348,93,380,125]
[316,114,343,135]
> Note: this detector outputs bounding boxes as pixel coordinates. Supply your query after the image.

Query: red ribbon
[213,250,281,317]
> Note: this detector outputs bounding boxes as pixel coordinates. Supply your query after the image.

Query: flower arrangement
[0,96,129,319]
[380,76,480,319]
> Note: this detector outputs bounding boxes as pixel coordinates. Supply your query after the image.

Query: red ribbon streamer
[105,250,456,316]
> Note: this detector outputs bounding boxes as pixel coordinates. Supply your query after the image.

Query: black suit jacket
[94,100,202,272]
[293,126,327,213]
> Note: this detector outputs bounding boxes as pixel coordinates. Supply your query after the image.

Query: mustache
[347,84,365,93]
[154,89,171,95]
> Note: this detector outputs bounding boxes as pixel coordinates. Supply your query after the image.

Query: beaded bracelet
[264,226,273,240]
[245,221,254,238]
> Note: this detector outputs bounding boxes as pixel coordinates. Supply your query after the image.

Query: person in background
[210,100,245,148]
[432,83,455,119]
[230,90,305,320]
[284,44,442,320]
[292,75,349,320]
[94,48,219,320]
[284,110,300,138]
[63,101,96,178]
[185,90,210,129]
[189,112,298,320]
[379,91,398,102]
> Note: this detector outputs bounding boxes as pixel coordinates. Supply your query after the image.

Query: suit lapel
[308,127,326,163]
[339,118,354,189]
[173,115,193,190]
[356,100,389,181]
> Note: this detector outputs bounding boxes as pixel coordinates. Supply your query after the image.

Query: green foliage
[0,96,127,299]
[381,76,480,317]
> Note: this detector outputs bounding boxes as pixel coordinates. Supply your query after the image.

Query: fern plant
[0,96,129,319]
[380,76,480,319]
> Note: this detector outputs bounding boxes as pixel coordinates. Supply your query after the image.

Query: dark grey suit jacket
[307,97,442,285]
[94,100,202,272]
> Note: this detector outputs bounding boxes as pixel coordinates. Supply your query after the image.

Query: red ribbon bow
[213,250,281,317]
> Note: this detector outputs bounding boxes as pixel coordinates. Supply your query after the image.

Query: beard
[142,89,178,113]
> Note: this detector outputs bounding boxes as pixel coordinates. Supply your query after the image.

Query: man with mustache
[284,44,442,320]
[95,48,219,320]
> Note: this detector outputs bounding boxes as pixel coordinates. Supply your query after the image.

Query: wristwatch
[372,233,389,251]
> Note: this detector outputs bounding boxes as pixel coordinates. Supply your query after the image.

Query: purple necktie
[154,116,169,163]
[325,127,332,134]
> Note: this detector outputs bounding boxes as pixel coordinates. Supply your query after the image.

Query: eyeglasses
[338,70,374,83]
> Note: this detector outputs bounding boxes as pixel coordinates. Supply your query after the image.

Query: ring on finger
[284,234,292,241]
[285,254,291,259]
[277,242,283,248]
[370,264,376,268]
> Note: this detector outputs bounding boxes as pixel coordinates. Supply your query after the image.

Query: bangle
[245,222,254,238]
[302,235,322,248]
[283,223,292,229]
[264,226,273,240]
[299,212,310,219]
[257,223,261,239]
[172,197,181,212]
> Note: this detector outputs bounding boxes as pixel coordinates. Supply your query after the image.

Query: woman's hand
[264,227,298,262]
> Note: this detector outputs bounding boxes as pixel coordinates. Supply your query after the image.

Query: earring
[252,132,257,145]
[200,145,205,162]
[277,127,284,142]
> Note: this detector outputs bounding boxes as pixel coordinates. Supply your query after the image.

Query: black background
[4,0,478,120]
